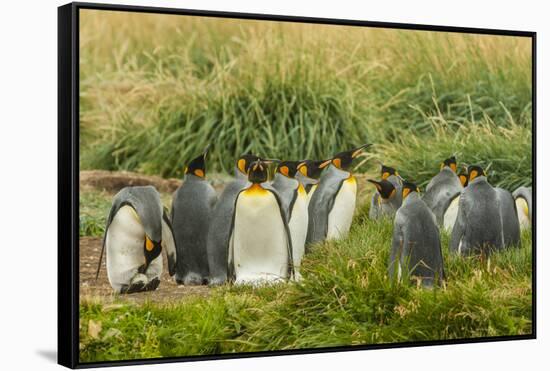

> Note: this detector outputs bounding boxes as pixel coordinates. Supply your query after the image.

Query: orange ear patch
[145,236,154,251]
[299,166,308,177]
[279,166,289,177]
[450,163,457,173]
[332,158,342,169]
[382,172,390,180]
[469,170,478,181]
[238,159,246,174]
[194,169,205,178]
[403,188,411,199]
[459,175,467,186]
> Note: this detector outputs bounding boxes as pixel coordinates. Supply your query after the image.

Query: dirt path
[80,237,210,304]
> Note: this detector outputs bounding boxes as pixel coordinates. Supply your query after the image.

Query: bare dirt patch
[80,237,210,304]
[80,170,182,194]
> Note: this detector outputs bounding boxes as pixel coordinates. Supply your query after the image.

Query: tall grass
[79,10,532,180]
[79,202,532,362]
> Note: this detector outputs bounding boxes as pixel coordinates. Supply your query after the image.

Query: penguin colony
[96,148,532,293]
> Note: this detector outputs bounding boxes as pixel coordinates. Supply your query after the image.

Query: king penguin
[423,156,463,226]
[295,159,331,204]
[272,160,309,279]
[367,179,400,219]
[206,154,261,286]
[229,160,294,285]
[513,186,532,230]
[306,144,371,244]
[172,148,217,285]
[97,186,177,294]
[450,165,504,255]
[389,181,444,287]
[380,165,403,205]
[495,186,521,247]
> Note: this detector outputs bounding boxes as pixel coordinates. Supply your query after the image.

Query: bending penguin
[513,186,532,230]
[450,165,504,255]
[229,159,294,285]
[368,179,399,219]
[423,156,463,226]
[206,154,261,286]
[97,186,177,294]
[306,144,371,244]
[172,148,217,285]
[389,181,444,287]
[272,160,309,279]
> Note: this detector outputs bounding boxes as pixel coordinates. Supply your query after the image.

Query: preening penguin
[97,186,177,294]
[513,186,532,230]
[306,144,371,244]
[367,179,400,219]
[389,181,444,287]
[450,165,504,255]
[229,160,294,285]
[495,187,521,247]
[272,160,309,279]
[422,156,463,226]
[206,154,260,286]
[172,148,217,285]
[380,165,403,206]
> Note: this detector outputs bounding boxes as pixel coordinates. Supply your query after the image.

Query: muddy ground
[79,170,374,304]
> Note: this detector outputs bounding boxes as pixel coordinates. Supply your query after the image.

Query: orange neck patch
[244,183,269,195]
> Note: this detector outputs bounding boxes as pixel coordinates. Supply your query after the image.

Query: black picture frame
[58,2,537,368]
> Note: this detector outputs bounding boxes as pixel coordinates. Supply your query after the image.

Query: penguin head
[329,144,371,170]
[297,159,331,179]
[185,146,209,178]
[381,165,398,180]
[142,235,162,271]
[236,153,261,175]
[441,156,457,173]
[402,181,420,200]
[277,160,306,178]
[247,160,269,183]
[467,165,486,182]
[458,171,469,187]
[367,179,396,200]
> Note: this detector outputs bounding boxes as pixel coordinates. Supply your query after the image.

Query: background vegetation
[80,10,532,189]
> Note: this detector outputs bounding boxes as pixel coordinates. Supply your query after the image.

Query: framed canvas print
[58,2,536,368]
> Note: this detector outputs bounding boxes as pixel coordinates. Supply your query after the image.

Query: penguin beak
[351,143,371,158]
[319,159,332,169]
[367,179,382,192]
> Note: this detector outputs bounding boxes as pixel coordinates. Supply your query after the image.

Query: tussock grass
[79,11,532,179]
[79,203,532,362]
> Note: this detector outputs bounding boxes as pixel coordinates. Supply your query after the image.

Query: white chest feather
[327,177,357,240]
[443,195,461,231]
[289,186,309,278]
[105,206,162,291]
[232,188,289,285]
[515,197,530,230]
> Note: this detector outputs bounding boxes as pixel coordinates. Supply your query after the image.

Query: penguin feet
[119,274,160,294]
[176,272,207,286]
[208,276,227,287]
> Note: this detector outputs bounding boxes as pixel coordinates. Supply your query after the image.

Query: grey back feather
[306,165,350,245]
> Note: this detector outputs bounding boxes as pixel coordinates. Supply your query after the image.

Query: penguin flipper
[389,214,404,281]
[162,208,177,276]
[96,199,122,280]
[450,195,466,253]
[264,185,295,280]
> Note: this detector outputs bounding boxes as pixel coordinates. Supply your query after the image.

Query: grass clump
[79,203,532,362]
